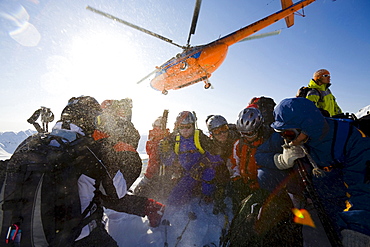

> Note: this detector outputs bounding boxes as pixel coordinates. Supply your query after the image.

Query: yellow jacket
[306,79,342,116]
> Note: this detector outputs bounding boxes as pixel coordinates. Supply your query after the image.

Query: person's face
[318,73,331,85]
[212,125,229,143]
[278,129,309,146]
[178,124,194,138]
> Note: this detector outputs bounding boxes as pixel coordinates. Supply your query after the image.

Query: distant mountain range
[0,130,36,160]
[0,130,148,161]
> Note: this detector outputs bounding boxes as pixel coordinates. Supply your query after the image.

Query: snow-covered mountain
[355,105,370,119]
[0,130,148,161]
[0,129,36,160]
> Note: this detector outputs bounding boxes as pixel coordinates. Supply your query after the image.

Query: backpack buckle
[6,224,20,244]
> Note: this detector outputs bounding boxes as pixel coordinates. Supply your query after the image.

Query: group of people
[135,68,370,246]
[2,68,369,246]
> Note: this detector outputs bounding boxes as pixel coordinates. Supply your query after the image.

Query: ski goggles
[179,124,194,130]
[322,74,330,78]
[276,128,301,141]
[240,130,258,138]
[212,124,229,135]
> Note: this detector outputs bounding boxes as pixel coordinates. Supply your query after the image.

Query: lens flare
[292,208,315,228]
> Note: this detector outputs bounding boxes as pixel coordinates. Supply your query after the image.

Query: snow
[0,129,36,157]
[104,195,232,247]
[355,105,370,119]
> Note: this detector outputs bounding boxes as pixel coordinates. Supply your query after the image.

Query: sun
[40,29,149,98]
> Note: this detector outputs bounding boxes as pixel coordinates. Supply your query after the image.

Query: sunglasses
[278,129,301,141]
[179,124,193,130]
[212,125,229,135]
[322,74,330,78]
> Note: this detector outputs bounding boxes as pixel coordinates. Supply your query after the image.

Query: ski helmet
[61,96,101,134]
[206,115,228,132]
[313,69,330,81]
[152,116,163,128]
[175,111,196,127]
[236,107,263,137]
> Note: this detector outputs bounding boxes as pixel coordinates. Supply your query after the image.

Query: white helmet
[236,107,263,136]
[206,115,228,132]
[175,111,196,126]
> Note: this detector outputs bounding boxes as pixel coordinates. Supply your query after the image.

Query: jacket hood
[271,98,328,140]
[308,79,331,90]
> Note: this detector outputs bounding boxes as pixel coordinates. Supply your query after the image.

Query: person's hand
[274,145,305,170]
[145,199,165,227]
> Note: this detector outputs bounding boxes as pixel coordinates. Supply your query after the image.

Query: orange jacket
[229,137,264,189]
[145,127,170,179]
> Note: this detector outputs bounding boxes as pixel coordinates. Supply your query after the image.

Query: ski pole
[295,159,343,247]
[299,146,325,178]
[174,211,197,247]
[162,219,170,247]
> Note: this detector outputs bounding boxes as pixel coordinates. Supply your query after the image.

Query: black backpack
[248,97,276,126]
[0,133,99,247]
[296,87,323,102]
[221,188,302,247]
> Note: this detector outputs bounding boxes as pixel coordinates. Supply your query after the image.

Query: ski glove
[145,199,165,227]
[274,145,305,170]
[133,176,150,195]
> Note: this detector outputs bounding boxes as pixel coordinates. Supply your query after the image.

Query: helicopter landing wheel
[204,82,211,89]
[162,89,168,95]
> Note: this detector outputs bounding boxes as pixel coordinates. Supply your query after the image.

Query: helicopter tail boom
[212,0,315,47]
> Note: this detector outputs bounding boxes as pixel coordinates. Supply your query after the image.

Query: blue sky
[0,0,369,134]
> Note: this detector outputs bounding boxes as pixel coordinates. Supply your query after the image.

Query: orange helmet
[313,69,330,81]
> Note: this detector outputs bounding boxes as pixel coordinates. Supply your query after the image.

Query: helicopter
[87,0,316,95]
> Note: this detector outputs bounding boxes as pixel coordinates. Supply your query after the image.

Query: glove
[159,139,170,153]
[274,145,305,170]
[145,199,165,227]
[133,176,150,195]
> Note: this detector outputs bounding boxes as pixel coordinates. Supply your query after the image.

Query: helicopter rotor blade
[186,0,202,46]
[86,6,185,49]
[136,68,160,84]
[238,30,281,43]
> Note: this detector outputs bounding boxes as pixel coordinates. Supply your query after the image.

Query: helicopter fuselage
[150,42,228,92]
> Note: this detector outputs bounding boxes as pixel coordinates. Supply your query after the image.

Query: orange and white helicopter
[87,0,316,94]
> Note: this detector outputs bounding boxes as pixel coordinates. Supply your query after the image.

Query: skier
[52,96,164,245]
[159,111,223,206]
[205,114,239,214]
[222,105,303,247]
[303,69,342,117]
[229,107,273,213]
[134,113,171,203]
[255,97,370,246]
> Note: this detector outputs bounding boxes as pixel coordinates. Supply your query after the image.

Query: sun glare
[41,30,146,97]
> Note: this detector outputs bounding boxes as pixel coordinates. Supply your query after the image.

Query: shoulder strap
[194,129,205,154]
[174,134,181,155]
[174,130,205,155]
[312,88,324,102]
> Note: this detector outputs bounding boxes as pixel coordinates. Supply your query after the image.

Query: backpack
[296,86,323,102]
[221,188,302,247]
[0,133,100,247]
[248,97,276,126]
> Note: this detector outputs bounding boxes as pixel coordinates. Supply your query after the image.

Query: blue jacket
[256,97,370,236]
[161,131,223,205]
